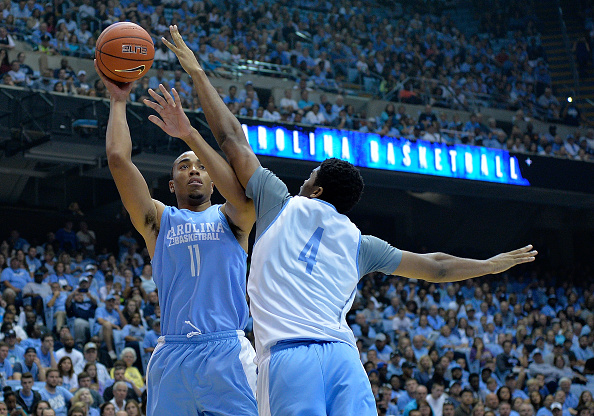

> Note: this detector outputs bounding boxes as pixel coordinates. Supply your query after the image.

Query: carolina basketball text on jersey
[165,221,225,246]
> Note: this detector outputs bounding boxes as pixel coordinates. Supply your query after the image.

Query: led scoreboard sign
[241,124,530,186]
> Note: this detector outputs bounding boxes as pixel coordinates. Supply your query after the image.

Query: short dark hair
[314,158,364,214]
[46,368,59,377]
[21,372,33,380]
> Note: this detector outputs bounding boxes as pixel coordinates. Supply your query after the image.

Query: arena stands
[0,0,592,161]
[0,1,593,415]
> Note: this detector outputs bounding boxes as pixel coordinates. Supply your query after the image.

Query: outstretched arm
[143,84,255,234]
[162,25,260,188]
[393,245,537,283]
[96,61,164,258]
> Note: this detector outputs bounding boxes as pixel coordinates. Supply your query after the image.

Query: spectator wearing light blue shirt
[142,319,160,355]
[24,247,42,274]
[4,330,24,367]
[413,315,435,341]
[45,282,68,332]
[94,295,124,360]
[403,384,428,416]
[398,378,419,414]
[1,257,32,305]
[428,304,446,331]
[36,333,57,369]
[436,326,460,355]
[571,335,594,363]
[0,342,14,382]
[351,312,377,340]
[368,333,393,362]
[558,378,578,411]
[13,347,42,381]
[40,368,73,416]
[412,335,430,361]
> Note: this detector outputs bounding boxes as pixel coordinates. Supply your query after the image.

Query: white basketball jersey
[248,196,362,356]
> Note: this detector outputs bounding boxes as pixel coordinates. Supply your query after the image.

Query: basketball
[95,22,155,83]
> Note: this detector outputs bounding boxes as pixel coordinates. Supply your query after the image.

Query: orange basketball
[95,22,155,83]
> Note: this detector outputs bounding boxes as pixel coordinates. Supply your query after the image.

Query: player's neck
[177,196,212,212]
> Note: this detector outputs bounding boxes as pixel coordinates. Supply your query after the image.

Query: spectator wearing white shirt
[10,1,31,20]
[78,0,96,19]
[57,13,77,33]
[154,42,177,70]
[74,21,92,45]
[304,103,326,125]
[0,27,15,50]
[393,307,413,334]
[422,122,443,143]
[262,102,281,122]
[55,333,84,370]
[369,333,394,362]
[427,381,447,416]
[279,89,298,113]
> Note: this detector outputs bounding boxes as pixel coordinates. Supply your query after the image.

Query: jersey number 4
[187,244,201,277]
[298,227,324,274]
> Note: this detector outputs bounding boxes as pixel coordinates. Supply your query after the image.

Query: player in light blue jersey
[96,54,257,415]
[163,26,538,416]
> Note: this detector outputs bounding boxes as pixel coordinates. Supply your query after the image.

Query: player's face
[299,167,321,198]
[170,152,214,201]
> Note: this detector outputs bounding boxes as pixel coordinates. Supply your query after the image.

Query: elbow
[434,264,448,281]
[218,127,245,149]
[423,253,448,283]
[106,151,128,170]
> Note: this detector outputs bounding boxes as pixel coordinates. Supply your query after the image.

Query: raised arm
[95,61,164,258]
[393,245,537,283]
[162,25,261,188]
[143,84,254,233]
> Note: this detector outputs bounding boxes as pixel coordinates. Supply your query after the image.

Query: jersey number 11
[188,244,201,277]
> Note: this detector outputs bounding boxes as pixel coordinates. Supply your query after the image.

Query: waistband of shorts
[159,330,245,344]
[270,339,331,354]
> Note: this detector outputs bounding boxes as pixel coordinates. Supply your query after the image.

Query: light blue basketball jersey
[152,205,249,335]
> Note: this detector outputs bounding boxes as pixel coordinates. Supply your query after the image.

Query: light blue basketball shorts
[256,340,377,416]
[146,330,258,416]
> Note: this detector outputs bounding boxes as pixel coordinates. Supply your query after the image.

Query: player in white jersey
[96,57,258,415]
[163,26,538,416]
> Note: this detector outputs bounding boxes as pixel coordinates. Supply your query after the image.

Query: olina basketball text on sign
[241,125,530,186]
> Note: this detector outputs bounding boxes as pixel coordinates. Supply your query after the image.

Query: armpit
[145,212,159,236]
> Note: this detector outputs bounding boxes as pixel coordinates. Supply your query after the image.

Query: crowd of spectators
[0,0,573,126]
[1,44,592,163]
[352,265,594,416]
[0,205,593,416]
[0,220,155,416]
[0,0,588,161]
[215,79,594,161]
